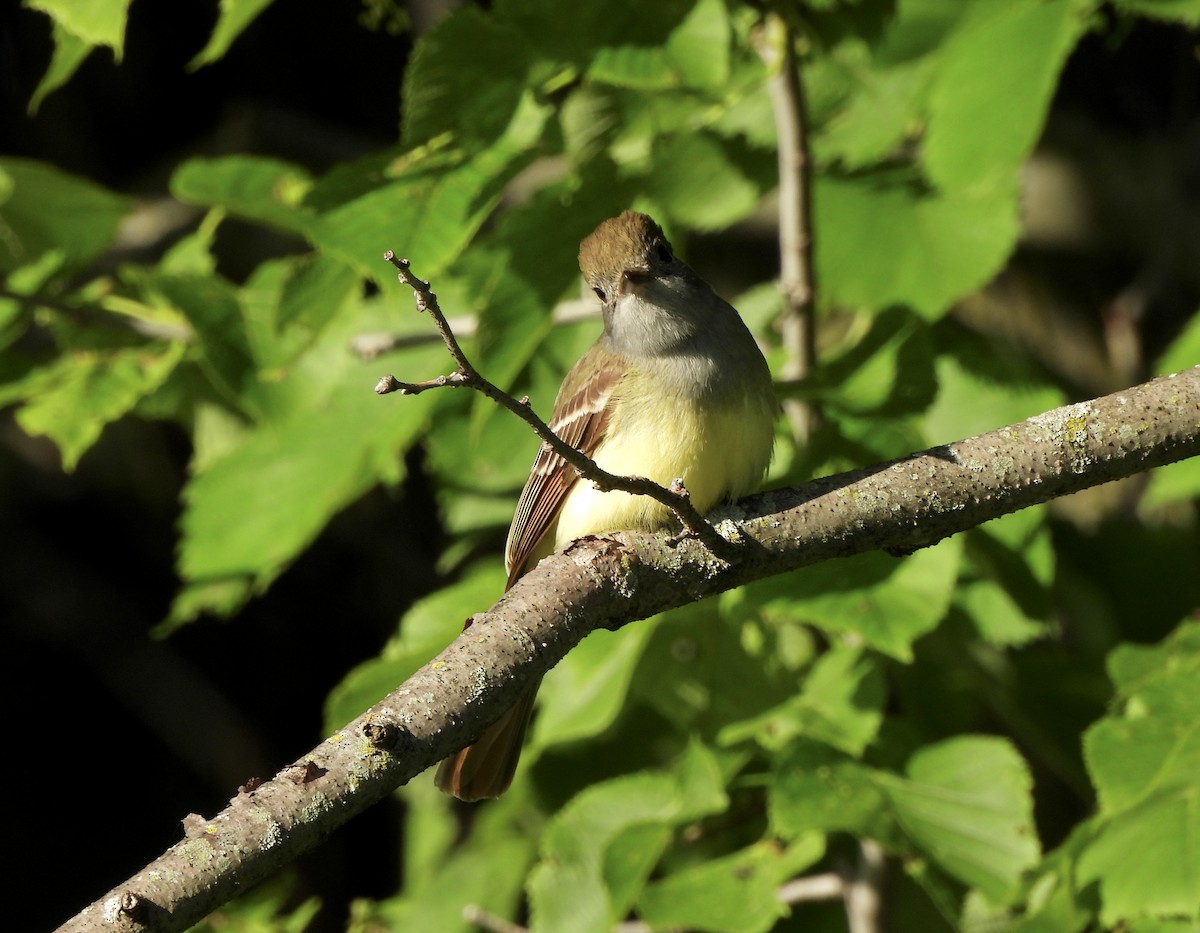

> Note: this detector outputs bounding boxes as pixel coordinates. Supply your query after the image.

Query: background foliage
[5,0,1200,930]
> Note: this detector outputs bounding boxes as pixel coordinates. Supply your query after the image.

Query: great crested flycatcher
[435,210,777,800]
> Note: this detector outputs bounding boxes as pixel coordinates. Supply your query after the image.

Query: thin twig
[462,904,527,933]
[760,12,819,443]
[376,251,743,562]
[778,872,845,904]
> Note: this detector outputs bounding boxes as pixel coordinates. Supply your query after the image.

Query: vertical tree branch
[760,11,819,443]
[844,840,886,933]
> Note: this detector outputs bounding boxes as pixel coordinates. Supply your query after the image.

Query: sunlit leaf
[0,158,130,272]
[26,0,130,52]
[189,0,275,68]
[924,0,1086,193]
[534,621,659,747]
[171,155,315,235]
[402,5,532,145]
[528,742,726,933]
[735,537,962,662]
[769,741,886,836]
[637,842,793,933]
[1076,785,1200,925]
[14,340,185,470]
[881,736,1040,904]
[28,20,92,112]
[815,175,1018,319]
[643,132,762,231]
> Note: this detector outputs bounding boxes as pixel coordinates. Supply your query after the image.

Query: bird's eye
[655,242,672,264]
[592,286,607,302]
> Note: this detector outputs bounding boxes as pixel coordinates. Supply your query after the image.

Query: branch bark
[57,366,1200,933]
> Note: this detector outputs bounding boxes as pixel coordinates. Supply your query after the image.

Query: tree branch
[56,366,1200,933]
[374,251,742,561]
[759,12,819,442]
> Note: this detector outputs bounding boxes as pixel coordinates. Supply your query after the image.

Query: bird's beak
[620,267,653,296]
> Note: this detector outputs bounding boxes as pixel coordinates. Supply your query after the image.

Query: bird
[434,210,777,800]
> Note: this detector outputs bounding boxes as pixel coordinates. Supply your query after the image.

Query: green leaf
[813,55,934,170]
[881,736,1040,904]
[189,0,275,68]
[1073,622,1200,921]
[560,86,621,163]
[642,133,762,231]
[924,0,1086,193]
[1124,919,1200,933]
[13,340,185,470]
[637,842,792,933]
[631,600,797,737]
[1007,844,1096,933]
[313,92,550,284]
[808,0,1088,319]
[534,621,659,748]
[175,364,433,613]
[604,823,672,919]
[589,45,679,90]
[924,350,1064,444]
[957,513,1055,647]
[401,6,532,146]
[0,158,130,272]
[735,537,963,662]
[709,77,776,149]
[665,0,731,90]
[243,254,361,372]
[171,155,315,235]
[956,578,1047,647]
[395,778,458,893]
[1083,623,1200,813]
[494,0,692,68]
[1142,456,1200,512]
[1154,314,1200,376]
[28,20,92,112]
[459,250,558,398]
[190,875,321,933]
[785,645,885,754]
[0,250,70,351]
[528,742,727,933]
[369,827,534,933]
[722,644,885,756]
[426,396,541,510]
[26,0,130,53]
[769,741,886,836]
[147,274,257,408]
[814,175,1019,318]
[813,306,938,416]
[1076,785,1200,925]
[159,208,222,277]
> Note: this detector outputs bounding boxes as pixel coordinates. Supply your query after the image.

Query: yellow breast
[552,374,774,547]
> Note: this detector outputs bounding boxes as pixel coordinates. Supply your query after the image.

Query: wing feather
[504,345,624,587]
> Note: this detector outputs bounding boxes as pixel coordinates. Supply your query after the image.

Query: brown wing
[504,344,624,587]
